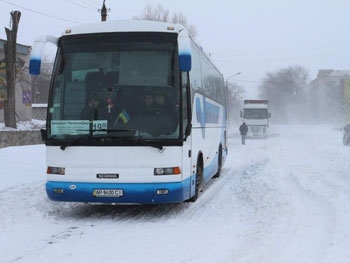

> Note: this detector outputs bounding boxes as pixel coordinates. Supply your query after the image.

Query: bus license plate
[93,189,123,198]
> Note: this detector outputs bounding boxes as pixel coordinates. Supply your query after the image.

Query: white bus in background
[30,20,228,204]
[241,100,271,137]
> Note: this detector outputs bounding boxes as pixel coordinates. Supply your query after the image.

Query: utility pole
[4,11,21,129]
[101,0,107,21]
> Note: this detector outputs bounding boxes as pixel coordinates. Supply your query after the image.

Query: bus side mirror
[240,111,243,118]
[178,30,191,72]
[179,53,191,72]
[29,35,58,75]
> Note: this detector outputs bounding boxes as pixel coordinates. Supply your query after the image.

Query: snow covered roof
[317,69,350,78]
[0,39,31,55]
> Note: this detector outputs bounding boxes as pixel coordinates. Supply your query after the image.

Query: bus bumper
[45,179,192,204]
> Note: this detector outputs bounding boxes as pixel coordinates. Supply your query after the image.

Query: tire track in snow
[224,126,342,263]
[243,130,338,263]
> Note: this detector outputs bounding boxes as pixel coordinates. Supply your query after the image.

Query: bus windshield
[243,109,268,119]
[48,32,180,142]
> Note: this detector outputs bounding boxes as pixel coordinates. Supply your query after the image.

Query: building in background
[0,39,32,122]
[309,69,350,124]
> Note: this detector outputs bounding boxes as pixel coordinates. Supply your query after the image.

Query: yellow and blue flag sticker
[118,109,131,124]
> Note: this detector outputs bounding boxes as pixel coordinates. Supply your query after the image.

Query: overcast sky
[1,0,350,97]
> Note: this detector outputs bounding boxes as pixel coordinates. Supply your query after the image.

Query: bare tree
[134,4,169,22]
[3,11,21,128]
[259,65,309,123]
[133,4,197,37]
[171,12,197,37]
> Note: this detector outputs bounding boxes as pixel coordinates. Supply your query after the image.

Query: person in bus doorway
[239,122,248,145]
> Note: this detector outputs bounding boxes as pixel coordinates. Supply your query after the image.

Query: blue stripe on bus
[195,98,221,124]
[46,177,193,204]
[205,101,220,123]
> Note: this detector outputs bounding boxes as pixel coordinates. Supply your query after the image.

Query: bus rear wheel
[214,145,223,178]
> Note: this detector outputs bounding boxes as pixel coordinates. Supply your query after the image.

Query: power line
[211,43,350,63]
[0,0,80,24]
[84,0,101,9]
[65,0,97,12]
[235,79,263,84]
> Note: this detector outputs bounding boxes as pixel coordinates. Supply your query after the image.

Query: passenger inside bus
[136,92,168,117]
[154,93,177,122]
[80,94,101,120]
[130,92,178,136]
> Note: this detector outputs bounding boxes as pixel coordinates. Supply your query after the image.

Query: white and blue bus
[30,20,228,204]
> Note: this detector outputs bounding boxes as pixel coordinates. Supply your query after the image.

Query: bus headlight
[154,167,181,175]
[47,166,65,175]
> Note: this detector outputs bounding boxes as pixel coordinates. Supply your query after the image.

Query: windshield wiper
[100,134,164,150]
[60,129,164,151]
[133,138,164,151]
[60,129,136,150]
[98,129,164,150]
[60,132,94,150]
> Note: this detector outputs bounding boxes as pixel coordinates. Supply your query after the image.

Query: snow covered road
[1,124,350,263]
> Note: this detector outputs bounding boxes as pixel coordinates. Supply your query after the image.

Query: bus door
[181,71,194,198]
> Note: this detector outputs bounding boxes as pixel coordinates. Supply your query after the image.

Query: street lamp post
[225,72,241,84]
[225,72,241,129]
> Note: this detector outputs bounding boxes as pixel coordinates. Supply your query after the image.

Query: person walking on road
[239,122,248,145]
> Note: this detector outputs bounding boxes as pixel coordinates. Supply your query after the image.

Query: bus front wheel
[190,160,203,202]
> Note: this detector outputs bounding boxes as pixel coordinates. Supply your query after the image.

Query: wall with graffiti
[0,39,32,121]
[0,58,7,102]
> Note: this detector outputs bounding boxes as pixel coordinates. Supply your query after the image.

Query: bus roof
[61,20,186,37]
